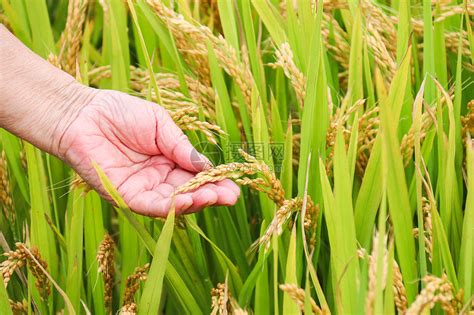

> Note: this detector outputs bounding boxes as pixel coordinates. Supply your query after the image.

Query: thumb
[154,107,211,172]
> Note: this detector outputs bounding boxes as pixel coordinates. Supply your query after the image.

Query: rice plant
[0,0,473,314]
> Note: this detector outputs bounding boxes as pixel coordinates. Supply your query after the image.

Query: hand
[56,89,240,217]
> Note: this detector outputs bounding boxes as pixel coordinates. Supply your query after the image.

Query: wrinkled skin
[58,90,240,217]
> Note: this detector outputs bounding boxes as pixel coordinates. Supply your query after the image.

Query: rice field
[0,0,473,314]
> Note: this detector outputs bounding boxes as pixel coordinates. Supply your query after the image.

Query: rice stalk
[279,283,323,315]
[210,282,230,315]
[171,107,225,145]
[270,42,306,107]
[255,196,316,251]
[356,107,379,175]
[146,0,254,109]
[413,198,433,262]
[18,149,27,171]
[210,279,248,315]
[59,0,89,75]
[326,99,364,174]
[47,53,61,69]
[400,109,435,167]
[462,100,474,139]
[0,151,14,222]
[122,263,150,307]
[406,274,463,315]
[322,13,350,71]
[393,261,408,314]
[97,233,115,313]
[365,232,388,315]
[9,299,27,314]
[434,3,474,23]
[0,243,50,301]
[176,150,285,206]
[358,243,409,314]
[390,17,472,57]
[364,21,396,79]
[292,133,301,166]
[118,303,136,315]
[176,150,318,250]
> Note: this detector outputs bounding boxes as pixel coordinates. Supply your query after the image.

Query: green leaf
[0,274,12,315]
[250,0,286,45]
[65,188,85,311]
[282,225,299,314]
[138,209,175,315]
[280,119,293,198]
[24,0,55,57]
[347,8,363,104]
[459,137,474,301]
[217,0,239,51]
[380,78,418,301]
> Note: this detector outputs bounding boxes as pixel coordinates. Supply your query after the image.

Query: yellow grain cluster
[0,243,50,301]
[97,233,115,313]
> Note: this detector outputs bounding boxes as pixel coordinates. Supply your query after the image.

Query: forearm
[0,24,96,155]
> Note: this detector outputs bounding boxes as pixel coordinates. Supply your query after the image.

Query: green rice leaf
[282,225,299,314]
[250,0,286,45]
[138,209,175,315]
[0,274,12,315]
[459,137,474,300]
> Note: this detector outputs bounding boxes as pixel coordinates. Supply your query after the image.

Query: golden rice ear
[0,150,14,223]
[122,263,150,307]
[251,195,318,253]
[146,0,254,109]
[406,274,462,315]
[279,283,323,314]
[0,243,51,300]
[271,43,306,108]
[393,261,408,314]
[59,0,89,76]
[97,233,115,313]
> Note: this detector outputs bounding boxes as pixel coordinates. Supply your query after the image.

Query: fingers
[127,190,194,217]
[184,181,240,214]
[154,107,211,173]
[216,179,241,196]
[164,168,194,186]
[123,168,241,217]
[187,188,218,210]
[126,182,239,217]
[126,183,239,217]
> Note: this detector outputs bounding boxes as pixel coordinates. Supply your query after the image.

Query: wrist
[46,83,99,158]
[0,25,98,157]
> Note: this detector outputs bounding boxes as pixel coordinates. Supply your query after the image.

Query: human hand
[55,89,240,217]
[1,26,238,216]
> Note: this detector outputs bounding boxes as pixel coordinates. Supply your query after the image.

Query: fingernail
[201,154,213,170]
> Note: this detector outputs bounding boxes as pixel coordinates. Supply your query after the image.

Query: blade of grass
[282,224,299,314]
[138,208,175,315]
[459,136,474,301]
[24,0,55,57]
[379,60,418,301]
[0,274,12,315]
[65,187,86,311]
[83,192,106,315]
[413,80,428,280]
[250,0,286,45]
